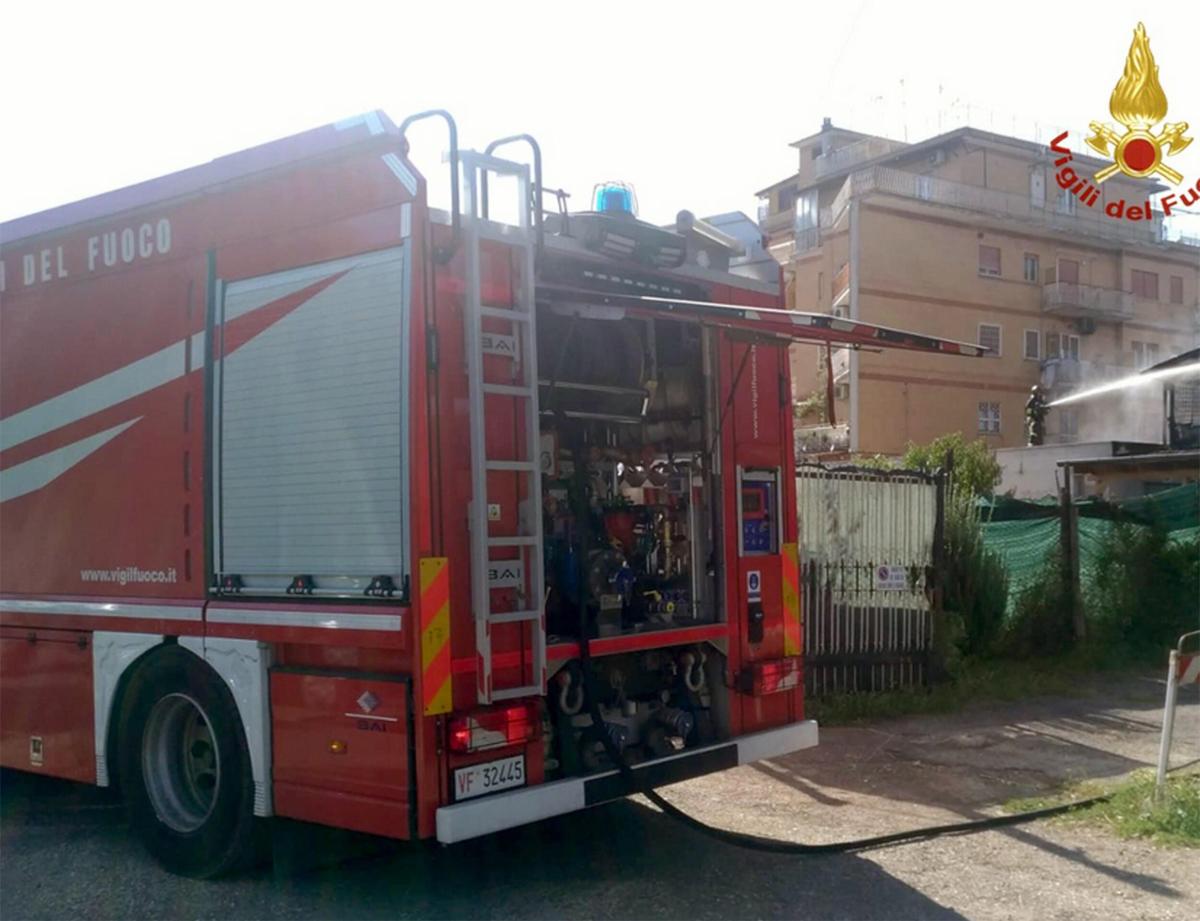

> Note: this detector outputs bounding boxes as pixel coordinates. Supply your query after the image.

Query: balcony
[812,137,908,181]
[796,423,850,456]
[831,347,850,381]
[834,165,1198,249]
[1042,282,1134,322]
[831,263,850,305]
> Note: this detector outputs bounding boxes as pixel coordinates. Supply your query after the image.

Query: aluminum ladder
[459,149,546,705]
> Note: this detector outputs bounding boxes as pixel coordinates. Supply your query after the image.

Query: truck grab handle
[398,109,460,264]
[482,133,544,268]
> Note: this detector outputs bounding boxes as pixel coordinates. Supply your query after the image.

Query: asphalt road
[2,674,1196,920]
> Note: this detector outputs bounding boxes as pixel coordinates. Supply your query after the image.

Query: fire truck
[0,110,983,876]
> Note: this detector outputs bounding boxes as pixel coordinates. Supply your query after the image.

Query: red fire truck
[0,110,983,876]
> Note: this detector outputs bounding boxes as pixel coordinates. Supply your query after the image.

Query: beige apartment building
[758,120,1200,458]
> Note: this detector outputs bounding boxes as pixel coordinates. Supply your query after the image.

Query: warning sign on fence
[874,564,908,591]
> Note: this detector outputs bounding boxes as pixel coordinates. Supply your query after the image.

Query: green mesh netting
[981,484,1198,619]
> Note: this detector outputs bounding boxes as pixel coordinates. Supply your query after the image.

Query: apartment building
[759,119,1200,458]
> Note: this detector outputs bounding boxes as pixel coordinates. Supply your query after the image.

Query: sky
[2,1,1199,229]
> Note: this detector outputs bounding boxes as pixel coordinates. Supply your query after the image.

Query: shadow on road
[0,770,963,921]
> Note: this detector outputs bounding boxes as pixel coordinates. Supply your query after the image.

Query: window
[817,272,824,302]
[1072,473,1086,497]
[1059,407,1078,438]
[978,402,1001,434]
[978,323,1002,356]
[1023,253,1040,283]
[1131,269,1159,300]
[1170,275,1184,304]
[1057,189,1077,215]
[915,175,933,200]
[777,188,796,213]
[834,383,850,401]
[1133,341,1160,370]
[1044,332,1078,360]
[978,245,1001,277]
[1024,329,1041,360]
[1057,258,1080,284]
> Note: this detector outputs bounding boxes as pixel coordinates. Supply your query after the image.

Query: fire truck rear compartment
[532,309,724,774]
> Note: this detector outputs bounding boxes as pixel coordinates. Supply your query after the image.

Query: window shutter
[1024,330,1040,359]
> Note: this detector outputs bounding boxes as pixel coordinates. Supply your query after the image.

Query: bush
[1085,524,1200,662]
[1000,551,1075,659]
[902,432,1001,499]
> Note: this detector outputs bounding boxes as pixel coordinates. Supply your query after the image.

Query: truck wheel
[117,646,257,878]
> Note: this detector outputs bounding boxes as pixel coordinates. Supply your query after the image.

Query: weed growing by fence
[944,489,1009,657]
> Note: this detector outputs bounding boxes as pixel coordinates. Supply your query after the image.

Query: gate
[795,464,945,695]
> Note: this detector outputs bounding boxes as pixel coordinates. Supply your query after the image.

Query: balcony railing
[760,209,795,236]
[831,263,850,303]
[835,165,1198,249]
[796,423,851,456]
[1042,282,1134,321]
[812,137,908,180]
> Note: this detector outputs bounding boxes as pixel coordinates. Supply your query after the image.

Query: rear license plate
[453,754,526,801]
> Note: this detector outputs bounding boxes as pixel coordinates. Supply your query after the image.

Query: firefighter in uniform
[1025,385,1049,446]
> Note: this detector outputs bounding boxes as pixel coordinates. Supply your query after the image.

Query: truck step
[490,685,543,701]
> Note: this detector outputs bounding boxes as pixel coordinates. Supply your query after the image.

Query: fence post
[1060,464,1085,640]
[1155,649,1180,796]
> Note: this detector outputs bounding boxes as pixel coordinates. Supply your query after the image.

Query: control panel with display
[739,471,778,555]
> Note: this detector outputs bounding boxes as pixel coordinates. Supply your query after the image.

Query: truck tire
[117,645,257,878]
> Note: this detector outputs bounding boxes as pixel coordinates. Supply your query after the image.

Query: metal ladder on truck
[459,148,546,705]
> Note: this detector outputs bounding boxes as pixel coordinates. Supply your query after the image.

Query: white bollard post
[1155,649,1179,795]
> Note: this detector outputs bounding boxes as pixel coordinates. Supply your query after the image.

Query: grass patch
[807,654,1139,726]
[1006,769,1200,848]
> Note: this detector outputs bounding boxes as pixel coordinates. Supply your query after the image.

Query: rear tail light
[737,657,802,696]
[448,703,538,753]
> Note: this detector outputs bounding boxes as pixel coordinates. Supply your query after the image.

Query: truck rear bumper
[435,719,818,843]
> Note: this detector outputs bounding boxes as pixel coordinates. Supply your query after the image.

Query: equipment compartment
[537,313,718,643]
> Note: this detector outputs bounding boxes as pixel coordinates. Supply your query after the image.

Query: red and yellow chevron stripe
[419,557,452,715]
[781,543,801,657]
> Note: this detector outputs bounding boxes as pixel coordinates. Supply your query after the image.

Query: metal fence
[796,464,945,696]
